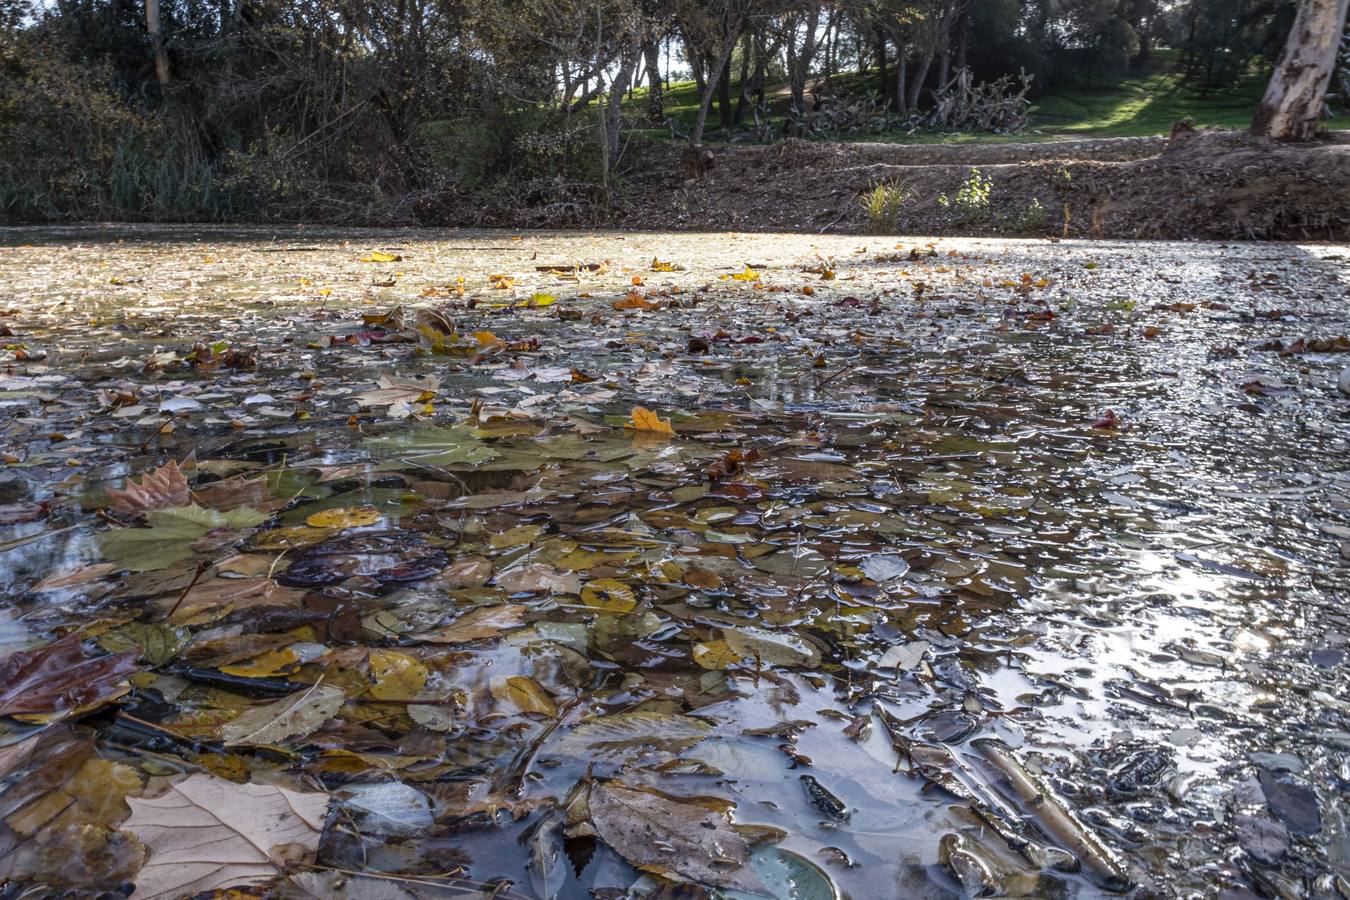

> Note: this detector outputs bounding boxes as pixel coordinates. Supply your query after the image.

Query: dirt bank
[598,129,1350,241]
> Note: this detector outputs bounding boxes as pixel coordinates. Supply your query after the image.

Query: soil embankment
[601,129,1350,241]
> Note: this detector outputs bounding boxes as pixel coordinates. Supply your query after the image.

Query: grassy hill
[624,50,1350,144]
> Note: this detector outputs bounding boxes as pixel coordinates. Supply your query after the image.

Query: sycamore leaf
[219,682,346,746]
[106,460,190,516]
[123,773,328,900]
[587,781,764,892]
[99,505,268,572]
[629,406,676,437]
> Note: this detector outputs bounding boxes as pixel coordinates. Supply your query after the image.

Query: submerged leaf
[0,634,138,720]
[553,711,712,757]
[106,460,190,516]
[219,682,346,746]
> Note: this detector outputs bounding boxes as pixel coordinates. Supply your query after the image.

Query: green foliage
[938,169,994,224]
[860,180,912,232]
[1012,198,1050,233]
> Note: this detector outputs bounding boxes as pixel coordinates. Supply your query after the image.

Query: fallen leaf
[630,406,676,437]
[305,505,382,529]
[361,250,402,263]
[0,633,138,720]
[581,578,637,613]
[495,675,557,716]
[220,682,346,746]
[367,650,428,700]
[553,711,711,757]
[419,604,528,643]
[587,781,764,892]
[123,773,328,899]
[107,460,190,516]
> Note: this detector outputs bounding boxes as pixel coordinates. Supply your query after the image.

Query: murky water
[0,225,1348,899]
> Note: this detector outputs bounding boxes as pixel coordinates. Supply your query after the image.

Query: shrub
[938,168,993,224]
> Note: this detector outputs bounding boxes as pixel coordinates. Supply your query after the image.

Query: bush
[938,168,993,224]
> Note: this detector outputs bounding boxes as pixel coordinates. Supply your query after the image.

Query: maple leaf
[629,406,676,437]
[106,460,190,516]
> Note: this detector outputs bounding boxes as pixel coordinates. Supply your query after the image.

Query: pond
[0,225,1347,898]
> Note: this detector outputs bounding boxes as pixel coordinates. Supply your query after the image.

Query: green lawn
[624,52,1350,145]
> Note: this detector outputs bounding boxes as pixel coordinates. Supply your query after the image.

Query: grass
[622,49,1350,145]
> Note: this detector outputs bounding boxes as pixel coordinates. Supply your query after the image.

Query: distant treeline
[0,0,1305,223]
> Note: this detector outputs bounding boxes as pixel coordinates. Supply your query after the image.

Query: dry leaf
[629,406,676,437]
[419,604,528,643]
[220,682,346,746]
[123,773,328,899]
[107,460,190,516]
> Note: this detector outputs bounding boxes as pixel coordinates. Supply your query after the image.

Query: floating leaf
[581,579,637,613]
[122,773,328,899]
[305,505,382,529]
[587,781,764,892]
[723,626,820,668]
[367,650,428,701]
[495,675,557,716]
[629,406,676,437]
[419,604,528,644]
[106,459,190,516]
[219,683,346,746]
[692,640,741,670]
[364,425,499,466]
[99,505,269,572]
[361,250,402,263]
[97,623,187,667]
[553,711,711,757]
[0,634,138,720]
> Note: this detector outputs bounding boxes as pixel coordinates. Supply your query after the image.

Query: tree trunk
[733,33,752,125]
[717,53,733,132]
[876,33,888,102]
[908,47,934,113]
[146,0,171,88]
[1252,0,1350,140]
[895,41,908,115]
[642,38,663,123]
[690,35,739,147]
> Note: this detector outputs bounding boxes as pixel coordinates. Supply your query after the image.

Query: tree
[1252,0,1350,140]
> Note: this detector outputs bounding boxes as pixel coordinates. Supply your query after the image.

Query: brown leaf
[587,782,764,892]
[419,604,529,644]
[0,634,138,720]
[123,773,329,900]
[107,460,190,516]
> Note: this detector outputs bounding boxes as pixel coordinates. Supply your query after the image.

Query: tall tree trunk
[908,47,934,113]
[733,33,752,125]
[1252,0,1350,140]
[717,53,733,132]
[895,41,908,115]
[146,0,171,88]
[690,35,739,146]
[642,38,663,123]
[876,33,888,102]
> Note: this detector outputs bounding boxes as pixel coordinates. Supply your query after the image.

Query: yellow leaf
[581,578,637,613]
[496,675,557,716]
[361,250,402,263]
[650,258,679,272]
[724,265,760,282]
[518,293,556,308]
[472,330,502,348]
[306,505,382,529]
[367,650,427,701]
[693,640,740,670]
[630,406,676,437]
[488,274,514,289]
[220,647,302,678]
[490,523,543,550]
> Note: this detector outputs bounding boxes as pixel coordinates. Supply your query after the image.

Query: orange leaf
[630,406,676,437]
